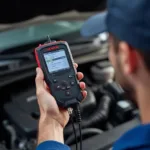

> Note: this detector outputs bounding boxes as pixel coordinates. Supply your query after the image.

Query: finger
[44,81,47,89]
[79,82,86,90]
[74,63,78,69]
[82,90,87,100]
[35,68,45,95]
[77,72,84,81]
[44,81,49,91]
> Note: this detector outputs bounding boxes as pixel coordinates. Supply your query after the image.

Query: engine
[0,60,138,150]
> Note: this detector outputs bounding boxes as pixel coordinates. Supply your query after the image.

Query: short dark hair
[111,35,150,70]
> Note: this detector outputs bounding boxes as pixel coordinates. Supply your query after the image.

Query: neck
[136,83,150,124]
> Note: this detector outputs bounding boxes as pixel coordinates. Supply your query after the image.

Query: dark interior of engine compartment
[0,62,139,150]
[0,31,140,150]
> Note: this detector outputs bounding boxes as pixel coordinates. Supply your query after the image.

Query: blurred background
[0,1,140,150]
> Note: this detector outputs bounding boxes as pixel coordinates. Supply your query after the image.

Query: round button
[61,81,68,86]
[71,81,75,86]
[61,86,66,90]
[69,75,73,78]
[66,91,71,96]
[67,86,71,89]
[53,79,57,83]
[56,85,61,90]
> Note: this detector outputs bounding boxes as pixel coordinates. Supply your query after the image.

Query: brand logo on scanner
[47,46,59,50]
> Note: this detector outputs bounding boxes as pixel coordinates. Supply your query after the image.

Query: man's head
[109,34,150,101]
[108,35,135,100]
[81,0,150,102]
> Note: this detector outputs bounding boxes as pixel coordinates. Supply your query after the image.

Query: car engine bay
[0,29,140,150]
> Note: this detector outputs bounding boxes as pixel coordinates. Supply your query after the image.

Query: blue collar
[113,124,150,150]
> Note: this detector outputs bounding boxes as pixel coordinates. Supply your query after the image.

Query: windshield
[0,21,84,52]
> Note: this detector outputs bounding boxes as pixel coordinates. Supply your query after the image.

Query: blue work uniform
[36,124,150,150]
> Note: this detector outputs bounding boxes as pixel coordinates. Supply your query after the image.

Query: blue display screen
[44,49,70,73]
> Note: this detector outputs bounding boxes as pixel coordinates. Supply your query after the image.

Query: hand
[35,63,87,128]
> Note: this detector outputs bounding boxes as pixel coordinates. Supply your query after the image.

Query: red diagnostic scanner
[34,38,83,108]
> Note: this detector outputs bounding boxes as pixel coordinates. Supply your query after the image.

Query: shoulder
[113,124,150,150]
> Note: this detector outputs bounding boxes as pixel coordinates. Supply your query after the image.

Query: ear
[119,42,138,75]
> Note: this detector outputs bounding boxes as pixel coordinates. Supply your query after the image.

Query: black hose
[82,95,112,127]
[65,95,112,136]
[3,121,17,149]
[65,128,103,145]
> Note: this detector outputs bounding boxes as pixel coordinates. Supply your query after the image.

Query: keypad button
[61,81,68,86]
[71,81,75,86]
[53,79,57,83]
[67,86,71,89]
[69,75,73,78]
[66,91,71,96]
[56,85,61,90]
[61,86,66,90]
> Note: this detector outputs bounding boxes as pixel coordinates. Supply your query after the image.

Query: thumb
[35,67,45,95]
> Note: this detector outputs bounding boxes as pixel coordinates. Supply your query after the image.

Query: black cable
[70,113,78,150]
[74,104,82,150]
[66,128,103,145]
[79,123,82,150]
[65,95,112,136]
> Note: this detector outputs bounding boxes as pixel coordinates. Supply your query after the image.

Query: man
[36,0,150,149]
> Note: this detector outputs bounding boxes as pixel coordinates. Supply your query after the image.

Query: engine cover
[4,88,39,137]
[4,87,96,137]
